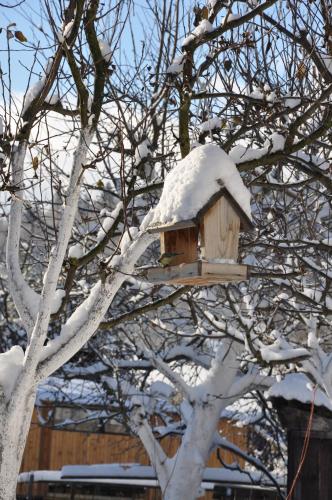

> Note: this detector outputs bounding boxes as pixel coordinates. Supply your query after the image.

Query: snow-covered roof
[148,144,252,231]
[18,465,284,490]
[266,373,332,411]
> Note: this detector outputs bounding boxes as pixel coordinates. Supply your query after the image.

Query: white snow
[266,373,332,411]
[260,337,309,363]
[59,463,277,486]
[268,133,285,152]
[96,203,123,243]
[0,346,24,399]
[148,144,251,228]
[98,39,112,63]
[284,97,301,109]
[22,78,46,115]
[63,20,74,39]
[249,87,264,99]
[0,116,3,135]
[227,13,241,22]
[120,227,139,254]
[42,281,103,359]
[199,117,223,133]
[167,55,185,74]
[68,243,84,259]
[57,20,74,43]
[45,93,61,105]
[182,20,213,47]
[135,140,150,165]
[230,133,285,164]
[50,289,66,314]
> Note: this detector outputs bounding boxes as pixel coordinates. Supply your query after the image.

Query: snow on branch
[36,229,157,381]
[6,143,40,334]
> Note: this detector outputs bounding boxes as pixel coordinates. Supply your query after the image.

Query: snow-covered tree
[0,0,332,498]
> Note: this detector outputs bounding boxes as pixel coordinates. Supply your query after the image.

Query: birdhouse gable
[148,186,252,234]
[147,143,252,233]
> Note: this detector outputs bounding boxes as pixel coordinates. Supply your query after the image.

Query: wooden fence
[18,409,247,499]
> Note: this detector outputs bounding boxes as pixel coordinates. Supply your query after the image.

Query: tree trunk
[163,402,221,500]
[0,390,35,500]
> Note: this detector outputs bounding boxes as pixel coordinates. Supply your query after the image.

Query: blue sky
[0,0,154,94]
[0,0,52,92]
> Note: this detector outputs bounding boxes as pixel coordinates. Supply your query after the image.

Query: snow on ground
[148,143,251,228]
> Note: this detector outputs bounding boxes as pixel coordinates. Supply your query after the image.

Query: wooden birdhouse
[146,144,253,286]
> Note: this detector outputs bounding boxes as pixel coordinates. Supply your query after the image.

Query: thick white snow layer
[266,373,332,411]
[149,144,251,227]
[0,346,24,398]
[182,19,213,47]
[68,243,84,259]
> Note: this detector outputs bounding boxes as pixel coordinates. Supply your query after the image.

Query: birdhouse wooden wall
[200,197,240,262]
[160,227,198,266]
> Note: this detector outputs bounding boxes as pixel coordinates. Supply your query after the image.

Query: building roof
[147,144,252,232]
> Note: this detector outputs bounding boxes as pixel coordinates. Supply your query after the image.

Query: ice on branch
[0,346,24,399]
[98,39,112,63]
[267,373,332,411]
[149,143,252,228]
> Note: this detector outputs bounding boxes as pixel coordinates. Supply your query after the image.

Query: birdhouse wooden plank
[201,196,241,261]
[147,261,248,286]
[160,227,198,266]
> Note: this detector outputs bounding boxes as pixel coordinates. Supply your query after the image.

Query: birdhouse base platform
[146,261,249,286]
